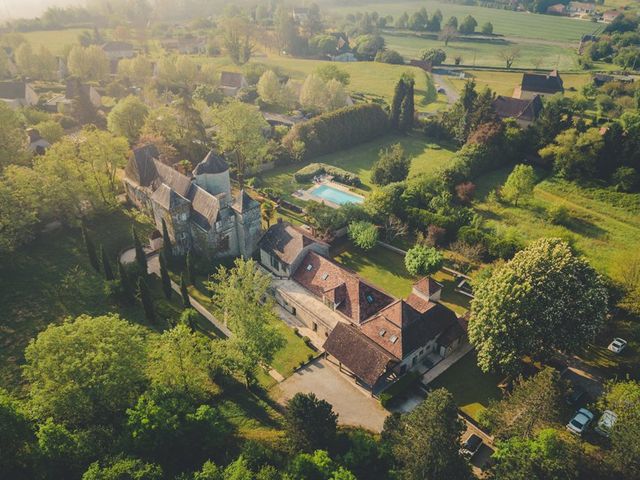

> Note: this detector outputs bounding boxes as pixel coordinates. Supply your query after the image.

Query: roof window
[321,272,329,280]
[379,329,386,337]
[306,264,313,271]
[390,335,398,344]
[366,294,374,304]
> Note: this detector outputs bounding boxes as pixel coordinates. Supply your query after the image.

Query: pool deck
[293,180,364,208]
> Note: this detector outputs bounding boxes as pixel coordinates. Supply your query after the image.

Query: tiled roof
[413,277,444,298]
[0,81,26,99]
[493,95,543,122]
[220,71,245,88]
[521,71,564,94]
[293,251,394,324]
[259,222,327,266]
[323,322,398,386]
[232,189,259,213]
[193,150,228,175]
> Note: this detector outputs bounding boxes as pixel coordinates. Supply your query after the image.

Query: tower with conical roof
[193,150,231,200]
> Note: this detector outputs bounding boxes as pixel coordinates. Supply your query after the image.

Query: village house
[258,224,465,392]
[546,3,567,15]
[123,145,262,259]
[493,95,543,128]
[0,81,38,109]
[44,79,102,113]
[513,70,564,99]
[219,71,249,97]
[603,10,621,23]
[567,1,595,15]
[26,128,50,155]
[101,41,135,61]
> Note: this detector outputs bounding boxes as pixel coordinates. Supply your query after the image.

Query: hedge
[294,163,361,186]
[282,103,389,161]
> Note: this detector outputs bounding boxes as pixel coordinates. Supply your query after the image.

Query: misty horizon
[1,0,87,21]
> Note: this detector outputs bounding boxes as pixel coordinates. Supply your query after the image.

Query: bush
[422,117,450,141]
[547,204,571,226]
[375,49,404,64]
[613,166,640,192]
[371,143,410,186]
[348,221,379,250]
[293,163,361,186]
[282,104,389,161]
[404,245,443,276]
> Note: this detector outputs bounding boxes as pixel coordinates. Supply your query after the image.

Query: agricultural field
[22,28,91,55]
[258,133,457,202]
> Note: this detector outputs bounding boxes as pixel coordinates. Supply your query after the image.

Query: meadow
[22,27,89,55]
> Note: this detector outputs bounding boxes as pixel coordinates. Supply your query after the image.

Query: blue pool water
[311,184,364,205]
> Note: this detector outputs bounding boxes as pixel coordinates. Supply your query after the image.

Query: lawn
[259,133,457,203]
[0,208,193,393]
[429,350,503,420]
[333,243,470,315]
[22,28,90,55]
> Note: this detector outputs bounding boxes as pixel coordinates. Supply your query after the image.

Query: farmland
[22,28,90,55]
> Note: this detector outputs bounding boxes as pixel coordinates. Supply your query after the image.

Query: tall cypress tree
[161,218,173,266]
[132,226,148,274]
[82,225,100,272]
[100,245,114,281]
[159,252,172,300]
[186,250,195,285]
[389,78,406,130]
[118,262,135,305]
[180,273,191,308]
[138,277,156,324]
[399,79,415,132]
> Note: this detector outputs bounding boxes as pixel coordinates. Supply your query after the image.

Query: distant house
[262,111,305,128]
[567,1,595,15]
[493,95,543,128]
[514,70,564,99]
[332,32,350,55]
[0,81,38,109]
[593,73,634,87]
[331,52,357,62]
[603,10,621,23]
[161,37,207,54]
[220,72,248,97]
[101,41,135,61]
[546,3,567,15]
[44,79,102,113]
[26,128,50,155]
[292,7,309,22]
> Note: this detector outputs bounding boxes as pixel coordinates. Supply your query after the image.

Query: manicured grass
[0,208,188,393]
[429,350,503,421]
[329,1,602,42]
[333,243,470,315]
[259,134,457,202]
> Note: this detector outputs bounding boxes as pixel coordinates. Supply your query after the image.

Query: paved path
[432,71,460,104]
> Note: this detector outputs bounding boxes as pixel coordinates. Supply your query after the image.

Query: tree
[285,393,338,453]
[459,15,478,34]
[82,224,100,272]
[119,261,135,305]
[399,78,415,132]
[539,128,604,181]
[481,22,493,35]
[499,47,521,69]
[386,389,471,480]
[223,16,253,64]
[425,73,438,104]
[371,143,410,185]
[159,252,172,300]
[324,79,348,111]
[490,429,580,480]
[421,48,447,65]
[257,70,282,105]
[469,238,608,374]
[180,273,191,308]
[348,221,379,250]
[598,380,640,478]
[315,64,350,85]
[300,73,329,112]
[147,325,217,400]
[210,101,268,188]
[100,244,114,281]
[309,34,338,55]
[261,201,276,228]
[82,457,163,480]
[107,95,149,144]
[404,245,444,276]
[208,258,285,386]
[132,226,148,274]
[0,102,29,171]
[35,120,64,144]
[138,277,156,324]
[67,45,109,81]
[0,388,34,478]
[501,164,536,206]
[480,368,563,439]
[389,78,406,130]
[161,218,173,265]
[23,314,148,426]
[439,25,458,46]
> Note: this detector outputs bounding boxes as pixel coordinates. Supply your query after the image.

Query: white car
[608,338,628,354]
[567,408,594,435]
[595,410,618,437]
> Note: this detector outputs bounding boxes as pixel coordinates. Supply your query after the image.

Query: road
[432,70,460,104]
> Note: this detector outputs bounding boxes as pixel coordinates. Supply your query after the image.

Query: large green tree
[386,388,471,480]
[284,393,338,454]
[501,164,536,206]
[23,314,148,427]
[107,95,149,144]
[469,238,608,373]
[371,143,410,185]
[0,103,29,172]
[0,389,34,478]
[404,245,444,276]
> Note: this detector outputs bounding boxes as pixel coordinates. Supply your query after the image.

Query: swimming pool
[309,184,364,206]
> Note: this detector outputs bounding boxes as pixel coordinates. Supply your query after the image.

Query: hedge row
[293,163,362,186]
[282,103,389,161]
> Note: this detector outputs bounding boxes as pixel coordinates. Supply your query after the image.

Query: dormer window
[306,264,313,271]
[379,329,386,337]
[321,272,329,280]
[390,335,398,344]
[366,294,374,304]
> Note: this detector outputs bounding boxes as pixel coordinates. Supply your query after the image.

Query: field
[325,0,602,42]
[259,133,457,203]
[22,28,90,55]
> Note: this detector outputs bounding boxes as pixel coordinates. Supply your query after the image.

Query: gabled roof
[0,81,27,99]
[521,71,564,94]
[259,221,327,266]
[413,277,444,298]
[232,189,259,213]
[153,160,192,197]
[323,322,398,386]
[193,150,228,175]
[125,145,160,187]
[187,184,220,229]
[493,95,543,122]
[102,41,133,51]
[293,251,394,324]
[151,183,189,210]
[220,71,246,88]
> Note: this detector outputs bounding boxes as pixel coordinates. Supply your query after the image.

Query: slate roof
[220,72,246,88]
[151,183,189,210]
[188,185,221,229]
[520,71,564,94]
[102,41,133,51]
[193,150,229,175]
[232,189,259,213]
[125,145,160,187]
[493,95,543,122]
[323,322,398,386]
[0,81,26,99]
[360,300,459,359]
[293,251,394,324]
[259,222,327,266]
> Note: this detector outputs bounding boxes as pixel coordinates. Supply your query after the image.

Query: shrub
[293,163,361,186]
[375,49,404,64]
[613,166,640,192]
[425,225,446,247]
[348,221,379,250]
[282,104,389,161]
[404,245,443,276]
[455,182,476,204]
[422,117,450,141]
[547,204,571,225]
[371,143,410,186]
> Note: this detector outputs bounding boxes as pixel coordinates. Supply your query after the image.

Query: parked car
[567,408,595,435]
[608,338,628,354]
[460,433,483,458]
[566,386,587,406]
[595,410,618,437]
[437,87,446,94]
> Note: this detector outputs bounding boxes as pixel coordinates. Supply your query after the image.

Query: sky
[0,0,83,20]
